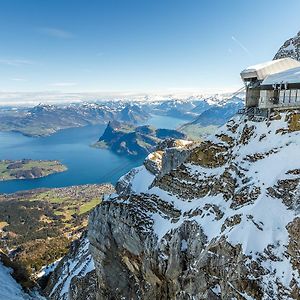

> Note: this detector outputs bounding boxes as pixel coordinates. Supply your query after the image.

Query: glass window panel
[290,90,297,103]
[287,90,291,103]
[279,90,285,103]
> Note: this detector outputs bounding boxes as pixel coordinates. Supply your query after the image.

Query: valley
[0,98,240,293]
[0,184,114,287]
[0,96,244,298]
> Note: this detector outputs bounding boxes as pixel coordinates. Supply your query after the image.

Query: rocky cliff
[48,110,300,299]
[44,235,96,300]
[274,31,300,61]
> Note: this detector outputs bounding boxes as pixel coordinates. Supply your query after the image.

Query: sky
[1,0,300,102]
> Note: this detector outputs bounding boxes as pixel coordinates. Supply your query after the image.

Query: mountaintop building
[241,58,300,112]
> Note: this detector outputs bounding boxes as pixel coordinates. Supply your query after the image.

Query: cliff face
[85,111,300,299]
[274,31,300,61]
[44,235,97,300]
[46,111,300,299]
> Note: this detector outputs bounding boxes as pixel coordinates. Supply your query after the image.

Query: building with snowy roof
[241,57,300,110]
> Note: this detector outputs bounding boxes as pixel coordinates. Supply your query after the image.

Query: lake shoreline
[0,115,188,193]
[0,159,67,182]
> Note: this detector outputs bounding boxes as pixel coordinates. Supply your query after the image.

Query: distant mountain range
[0,102,150,137]
[151,99,200,119]
[94,121,186,156]
[150,94,244,120]
[179,95,244,139]
[189,96,244,126]
[0,93,244,138]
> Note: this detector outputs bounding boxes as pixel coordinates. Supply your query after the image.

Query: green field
[0,159,67,181]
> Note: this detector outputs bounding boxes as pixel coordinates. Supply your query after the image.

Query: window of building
[290,90,297,103]
[279,90,285,103]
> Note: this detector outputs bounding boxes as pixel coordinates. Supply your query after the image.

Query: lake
[143,114,187,129]
[0,114,187,194]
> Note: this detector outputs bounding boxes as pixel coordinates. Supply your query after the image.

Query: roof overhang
[241,58,300,82]
[261,66,300,86]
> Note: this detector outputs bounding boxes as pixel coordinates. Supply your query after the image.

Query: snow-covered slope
[0,262,34,300]
[44,236,96,300]
[46,109,300,299]
[84,110,300,299]
[274,31,300,61]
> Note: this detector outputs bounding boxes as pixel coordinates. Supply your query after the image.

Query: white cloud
[10,78,27,82]
[49,82,77,87]
[0,88,242,107]
[231,36,250,55]
[38,27,74,39]
[0,91,84,106]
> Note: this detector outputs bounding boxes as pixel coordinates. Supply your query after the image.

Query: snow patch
[0,262,31,300]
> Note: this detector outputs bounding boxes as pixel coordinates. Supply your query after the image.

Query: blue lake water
[143,115,187,129]
[0,114,187,194]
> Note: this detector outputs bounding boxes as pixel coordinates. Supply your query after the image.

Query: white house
[241,58,300,110]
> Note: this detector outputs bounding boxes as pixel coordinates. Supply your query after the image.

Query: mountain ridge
[46,110,300,299]
[94,121,186,156]
[0,102,150,137]
[274,31,300,61]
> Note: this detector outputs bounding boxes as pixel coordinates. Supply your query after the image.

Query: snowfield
[0,262,32,300]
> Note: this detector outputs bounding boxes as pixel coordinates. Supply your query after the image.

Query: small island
[0,159,67,181]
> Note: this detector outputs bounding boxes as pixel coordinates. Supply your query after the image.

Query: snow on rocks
[47,110,300,299]
[45,236,96,300]
[37,258,62,279]
[274,31,300,61]
[87,111,300,299]
[0,262,40,300]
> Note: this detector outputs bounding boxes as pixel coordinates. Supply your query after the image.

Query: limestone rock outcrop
[47,111,300,299]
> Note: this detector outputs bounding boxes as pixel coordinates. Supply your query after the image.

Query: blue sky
[1,0,300,97]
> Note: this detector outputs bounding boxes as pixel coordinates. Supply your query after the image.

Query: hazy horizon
[1,0,300,104]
